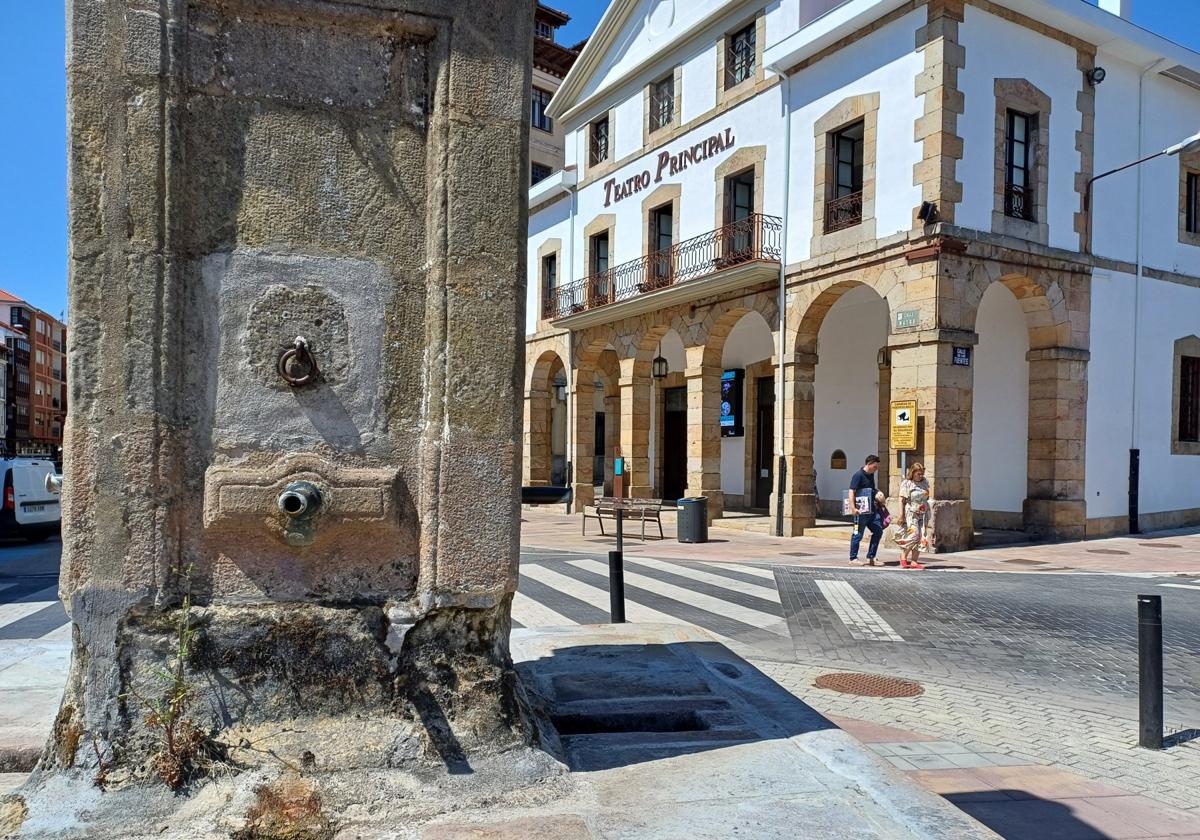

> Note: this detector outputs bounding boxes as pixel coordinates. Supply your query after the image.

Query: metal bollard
[1138,594,1163,750]
[608,550,626,623]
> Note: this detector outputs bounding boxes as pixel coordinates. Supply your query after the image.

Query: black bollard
[608,550,626,623]
[1138,594,1163,750]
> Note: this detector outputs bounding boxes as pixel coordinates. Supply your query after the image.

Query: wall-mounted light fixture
[917,201,937,224]
[553,373,567,402]
[652,341,669,379]
[876,347,891,368]
[1087,66,1107,86]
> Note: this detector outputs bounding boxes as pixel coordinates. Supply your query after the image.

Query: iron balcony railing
[544,213,782,320]
[825,190,863,233]
[1004,182,1035,221]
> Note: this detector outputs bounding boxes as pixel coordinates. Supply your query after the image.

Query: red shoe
[907,561,925,570]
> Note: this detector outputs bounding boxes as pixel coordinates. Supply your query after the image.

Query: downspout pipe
[1130,58,1168,534]
[566,128,580,512]
[768,63,793,537]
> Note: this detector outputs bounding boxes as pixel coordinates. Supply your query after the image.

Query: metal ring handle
[277,336,319,387]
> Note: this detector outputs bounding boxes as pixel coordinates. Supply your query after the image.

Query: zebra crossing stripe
[511,591,577,628]
[0,598,61,633]
[520,562,712,631]
[656,559,780,591]
[1157,583,1200,591]
[815,579,904,643]
[570,559,787,634]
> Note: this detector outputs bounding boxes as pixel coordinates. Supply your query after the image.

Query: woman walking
[896,462,931,570]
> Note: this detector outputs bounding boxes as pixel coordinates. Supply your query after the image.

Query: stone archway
[525,349,567,486]
[965,264,1090,541]
[570,328,622,507]
[780,279,890,533]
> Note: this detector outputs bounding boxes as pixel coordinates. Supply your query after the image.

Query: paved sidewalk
[522,507,1200,575]
[826,710,1200,839]
[762,658,1200,820]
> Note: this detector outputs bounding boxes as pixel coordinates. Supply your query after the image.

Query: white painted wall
[1085,270,1200,520]
[970,283,1029,514]
[812,286,888,505]
[525,196,573,335]
[720,312,776,497]
[580,0,752,106]
[783,8,926,261]
[1091,54,1200,275]
[681,41,718,124]
[567,91,786,283]
[614,94,644,162]
[957,5,1081,251]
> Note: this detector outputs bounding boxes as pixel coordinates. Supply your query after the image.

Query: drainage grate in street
[1001,558,1047,565]
[1087,549,1130,555]
[1140,543,1181,549]
[783,552,813,557]
[813,672,923,698]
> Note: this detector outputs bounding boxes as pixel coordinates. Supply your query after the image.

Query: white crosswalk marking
[0,586,60,632]
[516,561,743,643]
[1158,583,1200,591]
[511,591,575,628]
[569,559,787,635]
[815,579,904,642]
[38,621,73,642]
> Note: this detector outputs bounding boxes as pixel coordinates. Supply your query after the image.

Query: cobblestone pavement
[770,566,1200,725]
[760,659,1200,816]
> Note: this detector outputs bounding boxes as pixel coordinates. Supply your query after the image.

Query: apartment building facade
[0,291,67,457]
[530,4,584,187]
[523,0,1200,550]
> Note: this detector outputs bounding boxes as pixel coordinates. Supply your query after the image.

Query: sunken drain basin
[551,708,711,736]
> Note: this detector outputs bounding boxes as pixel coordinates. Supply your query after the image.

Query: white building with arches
[522,0,1200,551]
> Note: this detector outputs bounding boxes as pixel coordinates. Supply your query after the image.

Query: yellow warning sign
[890,400,918,451]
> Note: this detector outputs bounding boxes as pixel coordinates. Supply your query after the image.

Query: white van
[0,458,62,541]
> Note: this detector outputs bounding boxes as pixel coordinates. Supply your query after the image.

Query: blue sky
[2,0,1197,320]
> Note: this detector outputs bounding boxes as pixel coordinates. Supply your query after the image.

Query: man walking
[847,454,883,566]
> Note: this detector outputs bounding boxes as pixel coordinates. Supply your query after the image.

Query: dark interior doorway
[753,377,774,509]
[593,412,605,488]
[662,387,687,502]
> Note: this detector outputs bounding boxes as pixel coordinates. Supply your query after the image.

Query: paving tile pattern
[760,659,1200,815]
[772,566,1200,724]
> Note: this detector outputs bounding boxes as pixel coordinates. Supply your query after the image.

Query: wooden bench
[582,496,665,540]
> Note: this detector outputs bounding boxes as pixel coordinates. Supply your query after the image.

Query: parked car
[0,458,62,542]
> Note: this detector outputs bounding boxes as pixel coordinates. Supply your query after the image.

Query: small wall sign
[894,309,920,330]
[952,346,972,367]
[890,400,918,451]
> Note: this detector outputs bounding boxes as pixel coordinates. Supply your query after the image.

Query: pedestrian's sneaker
[848,557,860,565]
[866,557,876,566]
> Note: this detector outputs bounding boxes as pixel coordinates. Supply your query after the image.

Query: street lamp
[1083,129,1200,252]
[553,373,566,403]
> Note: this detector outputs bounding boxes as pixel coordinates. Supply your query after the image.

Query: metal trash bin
[677,496,709,543]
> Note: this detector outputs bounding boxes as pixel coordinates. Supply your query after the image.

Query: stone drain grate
[814,672,924,698]
[1087,549,1130,556]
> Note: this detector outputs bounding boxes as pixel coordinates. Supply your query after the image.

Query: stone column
[889,331,977,552]
[619,358,653,498]
[37,0,534,821]
[524,390,551,485]
[603,392,621,495]
[571,375,596,509]
[1024,347,1089,540]
[684,349,723,522]
[776,352,817,536]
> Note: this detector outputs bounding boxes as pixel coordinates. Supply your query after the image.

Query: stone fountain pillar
[20,0,533,813]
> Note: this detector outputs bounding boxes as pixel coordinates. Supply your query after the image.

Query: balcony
[1004,182,1035,221]
[824,190,863,233]
[544,214,782,325]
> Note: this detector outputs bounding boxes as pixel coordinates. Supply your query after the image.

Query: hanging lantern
[553,373,567,402]
[652,355,669,379]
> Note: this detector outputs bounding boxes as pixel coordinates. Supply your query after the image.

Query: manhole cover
[1140,543,1181,549]
[1002,558,1047,565]
[814,673,923,698]
[1088,549,1130,555]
